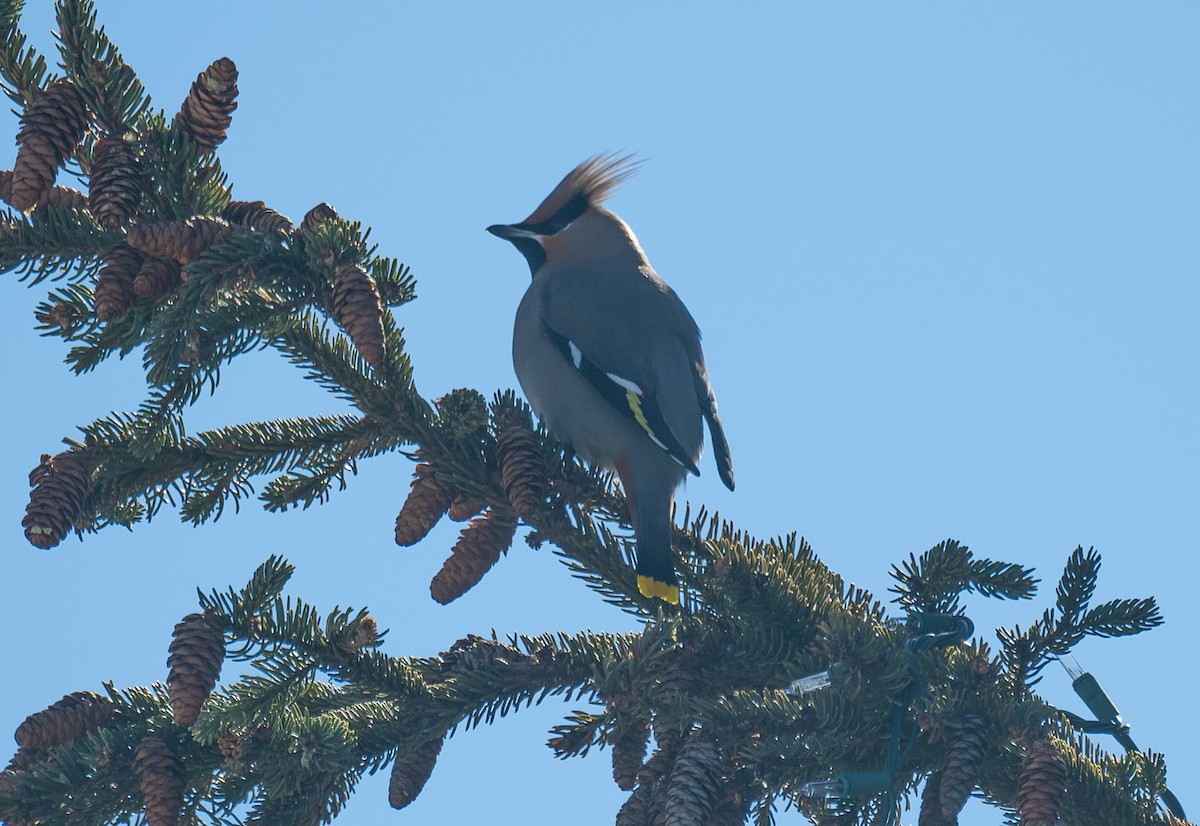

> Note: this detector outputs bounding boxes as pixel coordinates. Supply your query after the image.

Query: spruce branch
[0,203,113,283]
[996,547,1163,690]
[0,1,51,108]
[1,550,1184,825]
[53,0,149,134]
[0,4,1189,825]
[890,538,1038,616]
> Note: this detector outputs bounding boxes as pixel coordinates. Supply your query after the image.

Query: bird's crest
[523,153,641,226]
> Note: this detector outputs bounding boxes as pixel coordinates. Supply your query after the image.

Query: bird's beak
[486,223,538,241]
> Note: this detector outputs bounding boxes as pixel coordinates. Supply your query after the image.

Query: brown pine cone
[28,453,55,488]
[222,199,293,234]
[14,690,115,749]
[216,731,245,764]
[133,256,183,301]
[447,494,486,522]
[429,507,518,604]
[1,746,39,783]
[300,202,338,235]
[495,413,547,520]
[662,733,722,826]
[11,78,90,212]
[332,262,386,366]
[88,134,140,230]
[22,449,94,549]
[167,609,225,727]
[94,243,145,321]
[394,463,455,546]
[388,736,444,809]
[126,216,234,263]
[0,170,87,211]
[133,734,185,826]
[919,771,954,826]
[616,782,657,826]
[940,714,987,818]
[177,57,238,152]
[611,715,651,791]
[42,182,88,210]
[642,726,683,786]
[654,656,702,697]
[1016,739,1067,826]
[706,784,749,826]
[0,750,38,825]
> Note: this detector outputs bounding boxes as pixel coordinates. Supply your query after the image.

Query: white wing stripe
[605,372,644,396]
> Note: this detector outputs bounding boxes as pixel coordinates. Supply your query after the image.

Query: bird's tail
[617,456,682,605]
[631,492,680,606]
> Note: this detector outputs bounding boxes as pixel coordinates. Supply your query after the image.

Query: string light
[786,664,842,698]
[798,773,892,810]
[892,611,974,652]
[1057,654,1187,820]
[791,613,970,826]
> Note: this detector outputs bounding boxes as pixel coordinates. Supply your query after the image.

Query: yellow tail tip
[637,575,680,605]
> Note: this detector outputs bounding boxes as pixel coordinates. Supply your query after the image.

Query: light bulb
[1057,653,1085,682]
[786,664,842,697]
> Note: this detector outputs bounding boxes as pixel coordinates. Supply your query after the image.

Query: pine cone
[654,656,702,697]
[332,261,386,366]
[28,452,53,487]
[11,78,90,212]
[14,690,114,749]
[126,216,234,263]
[88,134,140,230]
[388,736,444,809]
[495,413,548,520]
[0,750,38,825]
[94,243,145,321]
[222,199,293,234]
[705,780,749,826]
[429,507,518,605]
[300,202,337,235]
[43,182,88,210]
[1016,739,1067,826]
[167,609,225,727]
[611,715,651,791]
[642,726,683,786]
[22,449,93,549]
[0,169,87,210]
[133,256,183,301]
[177,57,238,152]
[447,494,486,522]
[940,714,987,818]
[1,747,39,784]
[216,731,245,764]
[662,733,722,826]
[133,734,185,826]
[919,772,954,826]
[394,463,455,546]
[616,782,657,826]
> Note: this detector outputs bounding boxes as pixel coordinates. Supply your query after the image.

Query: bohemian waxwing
[488,154,734,605]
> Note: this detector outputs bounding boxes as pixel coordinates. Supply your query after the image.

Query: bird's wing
[541,269,702,476]
[690,358,735,491]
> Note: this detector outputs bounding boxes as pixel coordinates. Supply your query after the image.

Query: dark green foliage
[54,0,149,135]
[0,4,1187,826]
[996,547,1163,689]
[891,538,1038,615]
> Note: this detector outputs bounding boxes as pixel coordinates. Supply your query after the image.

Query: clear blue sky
[2,3,1197,824]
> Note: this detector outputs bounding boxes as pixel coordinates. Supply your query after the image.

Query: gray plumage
[488,154,733,604]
